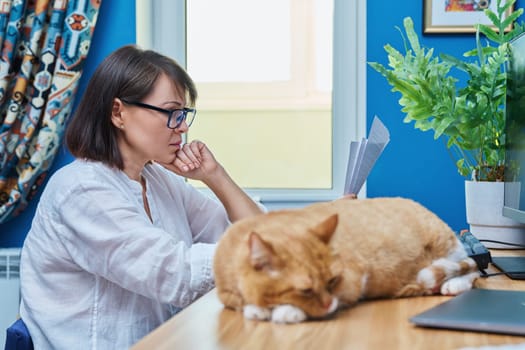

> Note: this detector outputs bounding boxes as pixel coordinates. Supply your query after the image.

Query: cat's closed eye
[327,276,341,292]
[299,288,315,297]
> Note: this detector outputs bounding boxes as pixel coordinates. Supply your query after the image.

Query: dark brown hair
[65,45,197,169]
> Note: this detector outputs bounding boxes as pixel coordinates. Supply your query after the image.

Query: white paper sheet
[344,116,390,195]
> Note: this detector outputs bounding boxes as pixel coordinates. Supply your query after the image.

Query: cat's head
[238,213,343,319]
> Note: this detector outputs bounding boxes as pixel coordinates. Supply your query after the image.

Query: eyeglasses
[120,99,196,129]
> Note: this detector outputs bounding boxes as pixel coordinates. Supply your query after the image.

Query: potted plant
[369,0,525,245]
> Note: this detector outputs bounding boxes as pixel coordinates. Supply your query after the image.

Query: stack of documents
[344,116,390,195]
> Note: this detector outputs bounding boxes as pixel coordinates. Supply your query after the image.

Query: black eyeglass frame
[120,98,196,129]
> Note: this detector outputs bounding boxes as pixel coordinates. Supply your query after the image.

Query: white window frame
[136,0,367,209]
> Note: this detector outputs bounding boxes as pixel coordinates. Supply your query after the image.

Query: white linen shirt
[19,159,230,350]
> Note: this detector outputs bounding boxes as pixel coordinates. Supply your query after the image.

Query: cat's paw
[271,304,308,324]
[243,304,272,321]
[440,272,479,295]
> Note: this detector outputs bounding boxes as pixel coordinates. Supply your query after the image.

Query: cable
[479,270,525,278]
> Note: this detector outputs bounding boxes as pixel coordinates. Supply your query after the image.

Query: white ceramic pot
[465,180,525,248]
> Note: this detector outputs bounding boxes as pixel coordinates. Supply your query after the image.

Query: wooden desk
[132,252,525,350]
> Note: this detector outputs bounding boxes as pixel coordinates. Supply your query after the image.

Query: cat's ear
[248,232,275,271]
[310,214,338,244]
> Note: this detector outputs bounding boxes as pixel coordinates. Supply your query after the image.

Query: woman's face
[116,73,189,171]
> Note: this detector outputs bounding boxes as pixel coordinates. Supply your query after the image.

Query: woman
[19,45,263,349]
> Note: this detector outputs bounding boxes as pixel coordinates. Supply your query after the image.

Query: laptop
[410,288,525,336]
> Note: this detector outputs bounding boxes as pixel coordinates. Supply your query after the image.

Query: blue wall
[1,1,523,246]
[0,0,136,246]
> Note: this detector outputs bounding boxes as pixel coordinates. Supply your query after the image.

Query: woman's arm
[200,164,263,222]
[160,140,263,222]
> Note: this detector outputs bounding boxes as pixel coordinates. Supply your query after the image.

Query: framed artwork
[424,0,514,34]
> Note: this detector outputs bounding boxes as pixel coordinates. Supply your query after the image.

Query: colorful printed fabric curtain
[0,0,101,223]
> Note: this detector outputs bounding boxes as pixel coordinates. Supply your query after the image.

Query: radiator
[0,248,21,348]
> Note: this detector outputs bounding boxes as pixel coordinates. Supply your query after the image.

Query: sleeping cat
[213,197,480,324]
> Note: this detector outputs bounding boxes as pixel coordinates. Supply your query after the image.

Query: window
[136,0,366,208]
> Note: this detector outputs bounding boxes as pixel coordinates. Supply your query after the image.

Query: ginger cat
[213,197,480,324]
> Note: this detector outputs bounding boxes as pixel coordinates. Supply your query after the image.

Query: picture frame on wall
[424,0,514,34]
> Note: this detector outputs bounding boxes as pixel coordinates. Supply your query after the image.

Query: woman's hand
[160,140,222,182]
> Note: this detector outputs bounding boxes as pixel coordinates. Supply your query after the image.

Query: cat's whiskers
[267,270,281,278]
[360,273,369,298]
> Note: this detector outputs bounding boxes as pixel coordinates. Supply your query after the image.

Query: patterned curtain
[0,0,101,223]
